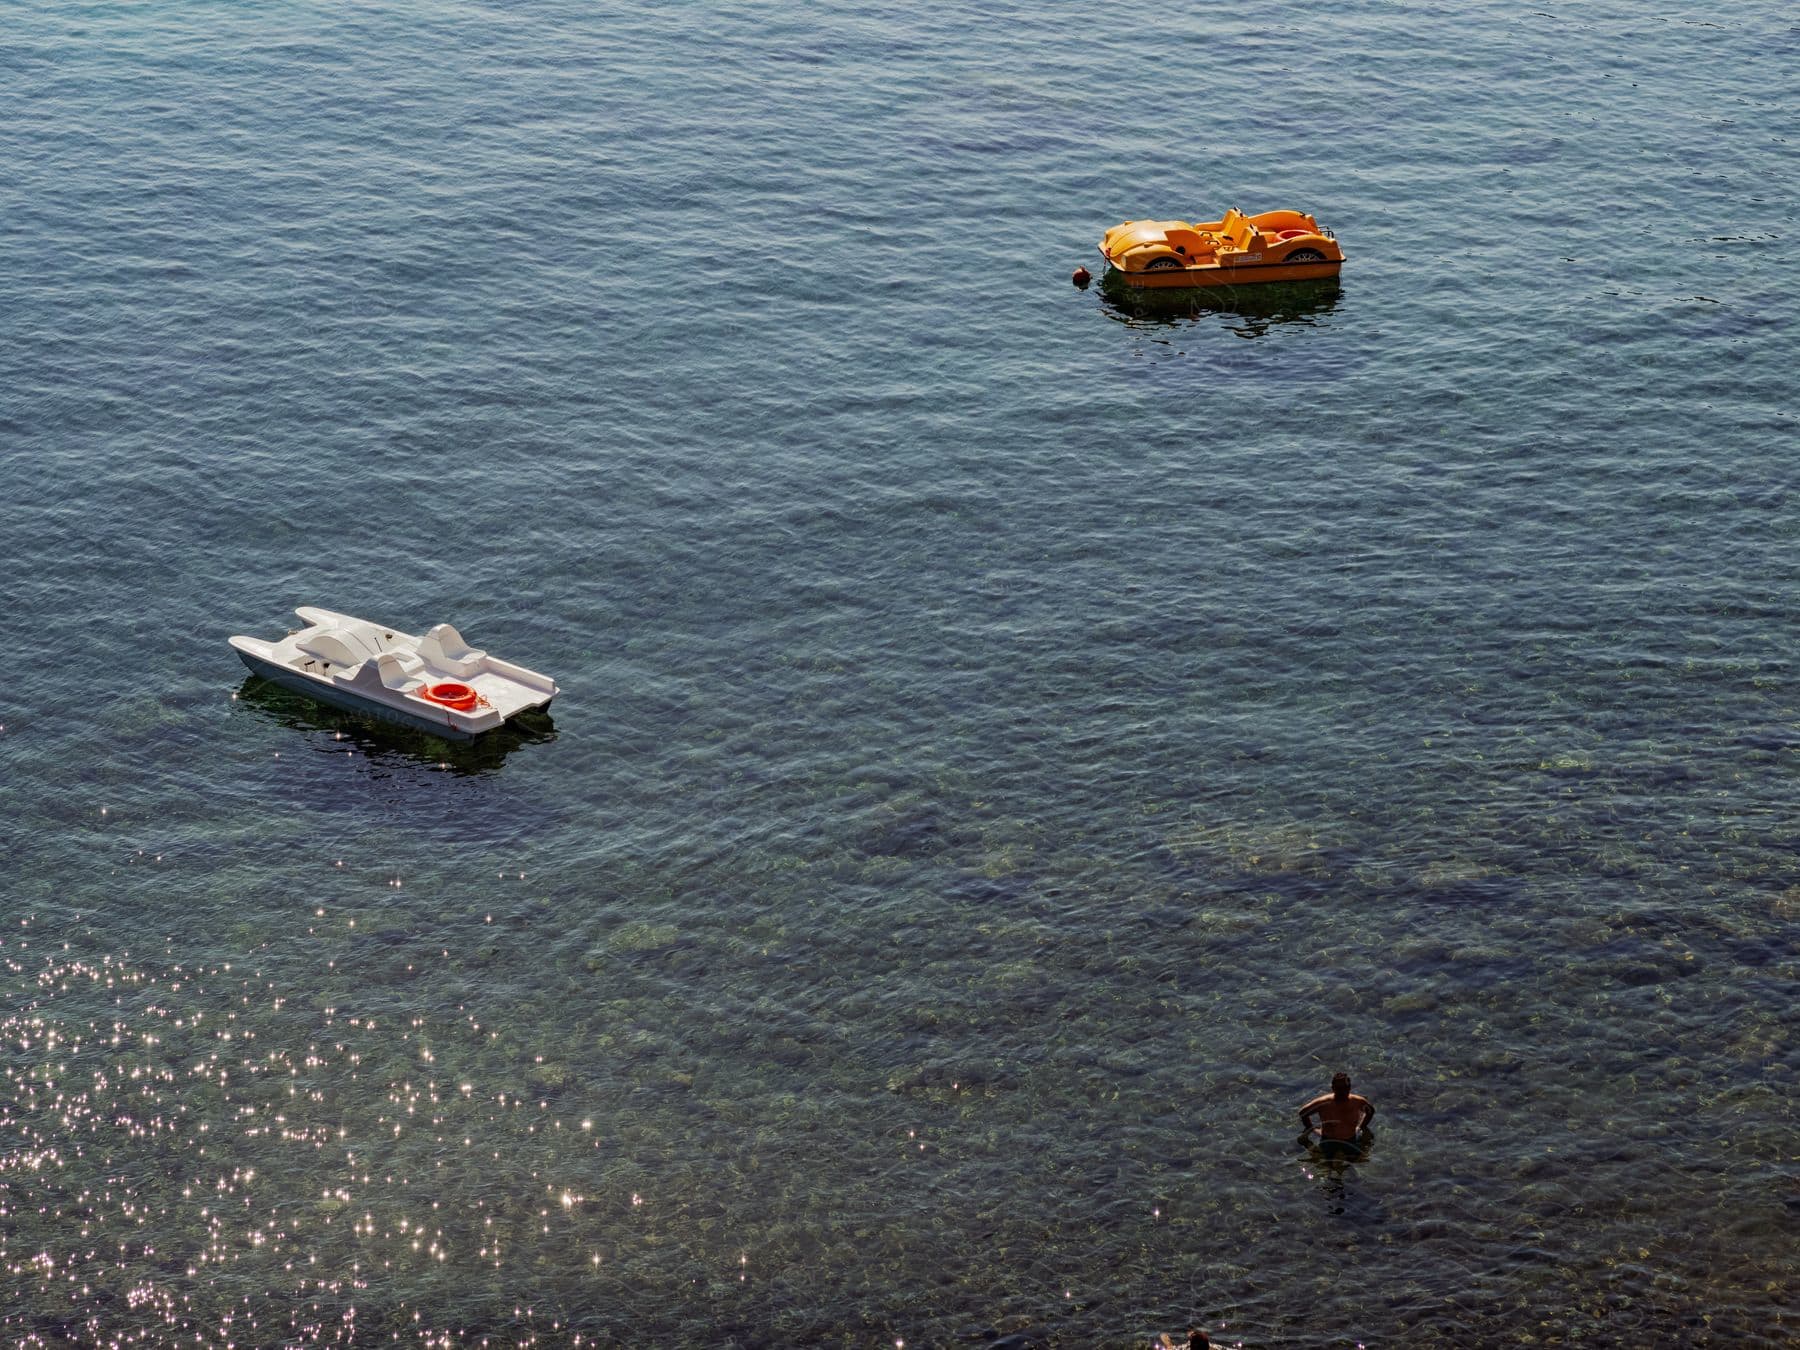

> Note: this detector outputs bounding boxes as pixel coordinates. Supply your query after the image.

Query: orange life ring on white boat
[421,681,484,712]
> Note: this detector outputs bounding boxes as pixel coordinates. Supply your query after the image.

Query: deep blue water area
[2,1,1795,1345]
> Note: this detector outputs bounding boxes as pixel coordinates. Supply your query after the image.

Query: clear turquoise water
[2,2,1795,1345]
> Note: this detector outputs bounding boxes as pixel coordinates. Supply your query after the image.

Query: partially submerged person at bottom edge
[1154,1327,1210,1349]
[1297,1071,1376,1160]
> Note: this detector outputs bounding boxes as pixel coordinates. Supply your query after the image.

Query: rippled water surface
[2,2,1796,1345]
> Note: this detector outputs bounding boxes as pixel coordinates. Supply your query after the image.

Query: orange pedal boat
[1099,207,1343,288]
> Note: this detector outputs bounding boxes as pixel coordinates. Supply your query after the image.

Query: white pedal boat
[230,607,558,740]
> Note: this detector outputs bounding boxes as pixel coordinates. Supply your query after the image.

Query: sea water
[1,2,1794,1344]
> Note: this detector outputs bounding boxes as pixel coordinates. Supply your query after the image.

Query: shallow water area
[2,1,1796,1345]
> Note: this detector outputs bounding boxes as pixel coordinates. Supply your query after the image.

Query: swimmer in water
[1298,1071,1375,1160]
[1154,1327,1209,1349]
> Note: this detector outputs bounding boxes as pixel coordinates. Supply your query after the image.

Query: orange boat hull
[1108,256,1344,288]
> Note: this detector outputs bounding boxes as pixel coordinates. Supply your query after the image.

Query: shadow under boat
[1098,270,1342,336]
[233,673,557,775]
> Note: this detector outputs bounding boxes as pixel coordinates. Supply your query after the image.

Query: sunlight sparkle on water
[0,920,665,1346]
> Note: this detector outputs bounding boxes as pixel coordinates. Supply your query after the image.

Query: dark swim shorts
[1317,1137,1366,1162]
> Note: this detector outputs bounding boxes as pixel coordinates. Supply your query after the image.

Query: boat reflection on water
[1098,270,1342,338]
[233,674,557,775]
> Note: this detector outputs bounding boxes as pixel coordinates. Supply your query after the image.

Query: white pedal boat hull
[230,607,557,741]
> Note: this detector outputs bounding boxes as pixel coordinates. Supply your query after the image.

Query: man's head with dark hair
[1331,1072,1352,1099]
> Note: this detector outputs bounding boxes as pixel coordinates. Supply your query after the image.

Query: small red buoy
[1071,266,1091,288]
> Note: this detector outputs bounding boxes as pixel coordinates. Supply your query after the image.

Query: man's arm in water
[1355,1095,1376,1130]
[1297,1093,1329,1129]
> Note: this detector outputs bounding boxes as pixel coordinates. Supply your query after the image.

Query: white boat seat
[298,624,383,669]
[375,651,426,691]
[419,623,486,677]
